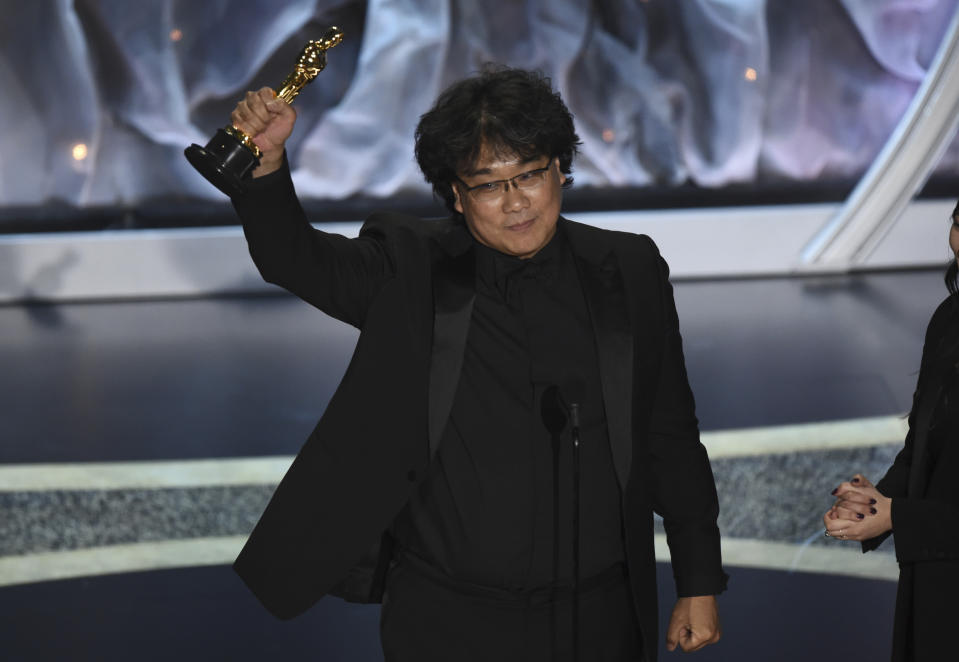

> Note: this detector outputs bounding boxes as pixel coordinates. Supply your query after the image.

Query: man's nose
[501,182,530,210]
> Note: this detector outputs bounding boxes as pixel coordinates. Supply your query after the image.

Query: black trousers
[380,553,644,662]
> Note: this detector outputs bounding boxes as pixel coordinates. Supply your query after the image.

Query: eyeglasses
[456,163,553,203]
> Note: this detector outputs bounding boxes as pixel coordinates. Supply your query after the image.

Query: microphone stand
[569,402,581,662]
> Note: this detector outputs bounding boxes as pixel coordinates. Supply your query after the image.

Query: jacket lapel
[565,220,635,489]
[428,223,476,458]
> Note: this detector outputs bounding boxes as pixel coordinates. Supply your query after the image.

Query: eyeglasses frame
[454,160,555,203]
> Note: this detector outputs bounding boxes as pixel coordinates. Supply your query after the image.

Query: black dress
[864,296,959,661]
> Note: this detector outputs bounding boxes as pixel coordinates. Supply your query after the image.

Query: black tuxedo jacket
[232,162,727,661]
[864,296,959,661]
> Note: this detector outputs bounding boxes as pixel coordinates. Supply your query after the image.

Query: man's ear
[452,185,464,215]
[555,157,566,186]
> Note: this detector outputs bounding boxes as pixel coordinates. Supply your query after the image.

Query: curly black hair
[414,65,581,215]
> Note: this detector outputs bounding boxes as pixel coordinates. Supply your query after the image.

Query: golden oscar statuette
[185,26,344,197]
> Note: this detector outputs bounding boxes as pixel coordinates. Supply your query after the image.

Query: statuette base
[185,128,260,197]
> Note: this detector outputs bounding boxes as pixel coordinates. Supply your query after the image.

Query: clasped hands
[822,473,893,541]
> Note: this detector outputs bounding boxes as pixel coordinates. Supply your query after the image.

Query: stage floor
[1,266,943,660]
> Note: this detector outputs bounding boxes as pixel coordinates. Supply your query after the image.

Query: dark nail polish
[870,508,877,514]
[831,488,838,495]
[870,499,877,505]
[857,513,864,519]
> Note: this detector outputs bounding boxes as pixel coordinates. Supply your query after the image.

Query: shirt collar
[474,222,565,297]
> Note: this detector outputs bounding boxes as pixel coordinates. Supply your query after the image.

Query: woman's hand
[822,473,893,541]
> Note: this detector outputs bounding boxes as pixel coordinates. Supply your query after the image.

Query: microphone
[558,375,586,662]
[559,376,586,429]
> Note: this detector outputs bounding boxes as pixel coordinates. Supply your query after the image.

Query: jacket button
[407,470,417,482]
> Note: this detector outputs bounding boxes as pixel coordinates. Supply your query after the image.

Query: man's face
[452,146,566,259]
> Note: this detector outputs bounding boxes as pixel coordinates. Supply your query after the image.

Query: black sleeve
[863,297,955,554]
[232,154,395,329]
[642,235,728,596]
[887,495,959,562]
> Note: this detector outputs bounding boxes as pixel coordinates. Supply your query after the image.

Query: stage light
[745,67,758,82]
[602,129,615,143]
[72,143,88,161]
[170,28,183,42]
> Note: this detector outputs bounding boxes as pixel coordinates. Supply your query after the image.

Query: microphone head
[559,375,586,407]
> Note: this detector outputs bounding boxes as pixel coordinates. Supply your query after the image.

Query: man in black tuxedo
[228,67,727,661]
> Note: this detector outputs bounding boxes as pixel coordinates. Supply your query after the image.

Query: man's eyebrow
[460,157,542,179]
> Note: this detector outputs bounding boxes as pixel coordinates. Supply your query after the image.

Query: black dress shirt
[392,225,625,590]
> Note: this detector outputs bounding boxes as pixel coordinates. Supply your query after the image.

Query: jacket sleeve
[231,154,395,329]
[863,296,955,554]
[887,496,959,562]
[861,420,914,552]
[641,235,729,597]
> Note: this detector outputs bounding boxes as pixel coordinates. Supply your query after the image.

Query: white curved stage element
[0,415,905,587]
[800,7,959,272]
